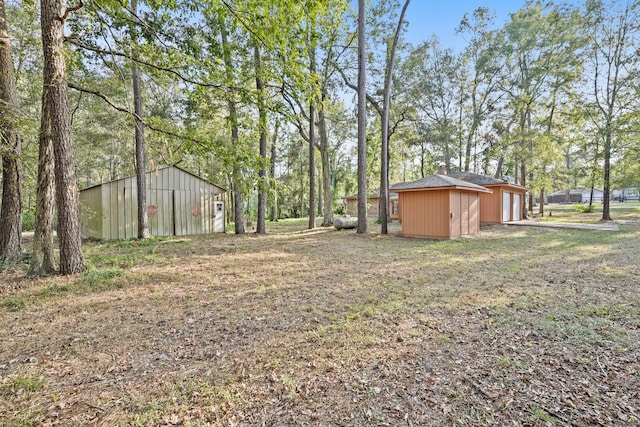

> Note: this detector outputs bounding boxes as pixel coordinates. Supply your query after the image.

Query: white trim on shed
[80,165,226,240]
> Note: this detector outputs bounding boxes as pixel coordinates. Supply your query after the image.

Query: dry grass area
[1,207,639,426]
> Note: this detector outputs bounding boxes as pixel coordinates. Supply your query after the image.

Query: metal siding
[164,190,174,237]
[102,184,111,240]
[201,191,211,233]
[124,184,133,239]
[191,190,201,235]
[186,190,194,235]
[147,189,156,236]
[81,166,226,240]
[179,190,187,236]
[172,190,180,236]
[79,186,103,239]
[107,182,117,240]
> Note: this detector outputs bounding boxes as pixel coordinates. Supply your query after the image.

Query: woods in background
[1,0,639,273]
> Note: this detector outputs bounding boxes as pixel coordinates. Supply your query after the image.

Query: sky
[401,1,529,50]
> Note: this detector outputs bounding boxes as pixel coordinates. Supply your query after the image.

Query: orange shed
[448,172,526,223]
[391,175,492,239]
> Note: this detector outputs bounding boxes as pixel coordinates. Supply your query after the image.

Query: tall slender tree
[0,0,22,264]
[585,0,640,221]
[219,13,245,234]
[356,0,367,234]
[28,99,56,276]
[456,7,502,172]
[41,0,85,274]
[130,0,150,239]
[254,44,267,234]
[379,0,409,234]
[308,30,317,230]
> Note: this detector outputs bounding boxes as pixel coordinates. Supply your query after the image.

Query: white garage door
[502,192,511,222]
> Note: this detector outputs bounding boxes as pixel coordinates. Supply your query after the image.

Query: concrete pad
[503,220,619,231]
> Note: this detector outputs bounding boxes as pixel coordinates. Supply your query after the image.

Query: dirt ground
[1,211,639,426]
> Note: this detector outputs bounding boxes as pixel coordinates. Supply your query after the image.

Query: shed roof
[391,174,492,193]
[80,165,227,192]
[345,188,399,200]
[448,172,526,191]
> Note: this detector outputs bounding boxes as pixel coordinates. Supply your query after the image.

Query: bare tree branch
[336,66,383,116]
[59,0,83,24]
[67,39,230,91]
[68,82,211,150]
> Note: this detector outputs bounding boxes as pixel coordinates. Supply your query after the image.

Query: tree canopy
[2,0,640,273]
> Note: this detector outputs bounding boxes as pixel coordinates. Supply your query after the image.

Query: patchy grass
[1,214,639,426]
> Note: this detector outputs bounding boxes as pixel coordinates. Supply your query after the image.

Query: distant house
[345,189,400,220]
[448,172,527,223]
[548,189,580,204]
[620,188,639,201]
[80,165,226,240]
[391,174,492,239]
[580,189,604,203]
[548,188,603,204]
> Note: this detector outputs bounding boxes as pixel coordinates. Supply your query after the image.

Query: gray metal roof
[80,165,227,192]
[345,188,399,200]
[447,172,506,186]
[390,174,492,193]
[448,172,527,190]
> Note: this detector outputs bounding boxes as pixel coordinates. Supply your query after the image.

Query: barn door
[147,190,174,237]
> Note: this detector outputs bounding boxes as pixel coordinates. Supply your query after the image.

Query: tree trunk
[131,0,149,239]
[317,102,334,227]
[356,0,367,234]
[494,157,503,179]
[270,122,278,222]
[601,128,612,221]
[308,102,316,229]
[520,160,527,219]
[232,170,244,233]
[317,172,322,216]
[0,0,22,264]
[29,98,55,276]
[254,45,267,234]
[379,0,410,235]
[41,0,85,274]
[308,41,316,230]
[219,15,245,234]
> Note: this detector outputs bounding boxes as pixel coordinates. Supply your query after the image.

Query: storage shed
[345,189,400,220]
[391,175,492,239]
[80,165,226,240]
[448,172,526,223]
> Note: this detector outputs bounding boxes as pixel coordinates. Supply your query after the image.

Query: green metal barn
[80,165,226,240]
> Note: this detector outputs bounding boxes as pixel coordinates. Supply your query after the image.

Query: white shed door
[513,194,522,221]
[502,192,511,222]
[214,201,225,232]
